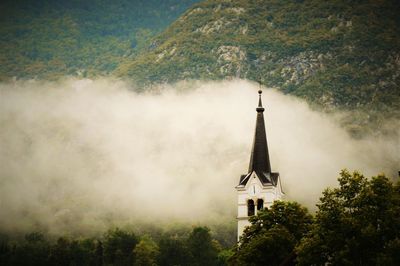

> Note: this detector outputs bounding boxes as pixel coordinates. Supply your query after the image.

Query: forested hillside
[1,0,399,135]
[116,0,400,134]
[0,0,199,80]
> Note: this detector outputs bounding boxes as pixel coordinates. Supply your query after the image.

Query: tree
[10,232,50,266]
[93,240,103,266]
[217,249,235,266]
[296,170,400,266]
[49,237,72,266]
[235,226,296,266]
[0,234,10,266]
[133,235,159,266]
[232,201,312,266]
[71,238,98,266]
[157,236,191,266]
[187,226,219,266]
[103,228,138,266]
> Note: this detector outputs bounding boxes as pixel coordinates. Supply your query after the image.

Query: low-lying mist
[0,78,398,235]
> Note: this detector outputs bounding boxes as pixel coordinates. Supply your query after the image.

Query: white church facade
[236,90,284,240]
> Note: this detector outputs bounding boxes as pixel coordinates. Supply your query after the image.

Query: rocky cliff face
[116,0,400,134]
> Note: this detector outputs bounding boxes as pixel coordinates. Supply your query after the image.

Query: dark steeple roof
[248,90,271,174]
[238,90,279,187]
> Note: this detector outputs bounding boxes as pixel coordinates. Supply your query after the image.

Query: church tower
[236,90,284,240]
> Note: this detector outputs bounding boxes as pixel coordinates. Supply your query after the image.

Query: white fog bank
[0,78,398,234]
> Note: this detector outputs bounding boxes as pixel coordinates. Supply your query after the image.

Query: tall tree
[233,201,312,266]
[296,170,400,266]
[10,232,50,266]
[103,228,138,266]
[133,235,159,266]
[187,227,219,266]
[93,240,103,266]
[49,237,72,266]
[157,236,191,266]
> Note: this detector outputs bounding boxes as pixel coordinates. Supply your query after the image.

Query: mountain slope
[0,0,200,80]
[116,0,400,131]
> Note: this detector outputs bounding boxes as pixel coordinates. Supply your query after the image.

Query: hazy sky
[0,78,398,235]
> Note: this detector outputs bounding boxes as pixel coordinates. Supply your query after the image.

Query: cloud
[0,78,398,235]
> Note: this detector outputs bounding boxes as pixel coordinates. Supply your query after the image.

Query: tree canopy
[232,170,400,266]
[232,201,313,266]
[296,170,400,265]
[0,170,399,265]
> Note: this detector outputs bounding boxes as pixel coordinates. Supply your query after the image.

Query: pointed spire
[256,90,265,112]
[248,90,271,174]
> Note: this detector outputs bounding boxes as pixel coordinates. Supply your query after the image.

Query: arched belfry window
[247,199,255,216]
[257,199,264,211]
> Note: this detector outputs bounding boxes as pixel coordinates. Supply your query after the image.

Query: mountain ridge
[115,0,400,134]
[1,0,399,135]
[0,0,200,80]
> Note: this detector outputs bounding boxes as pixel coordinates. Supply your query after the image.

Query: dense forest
[1,0,399,134]
[115,0,400,136]
[0,0,199,80]
[2,0,399,128]
[1,170,399,265]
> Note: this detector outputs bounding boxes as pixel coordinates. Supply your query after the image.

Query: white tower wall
[236,173,284,240]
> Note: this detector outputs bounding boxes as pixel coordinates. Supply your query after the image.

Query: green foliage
[103,228,138,265]
[0,226,230,266]
[115,0,400,135]
[6,233,103,266]
[0,0,200,80]
[232,201,312,266]
[377,238,400,265]
[157,236,191,266]
[2,0,399,135]
[0,234,9,265]
[0,171,399,265]
[235,226,296,266]
[10,232,50,266]
[217,249,234,266]
[133,235,159,266]
[296,170,400,265]
[247,201,313,242]
[187,226,220,266]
